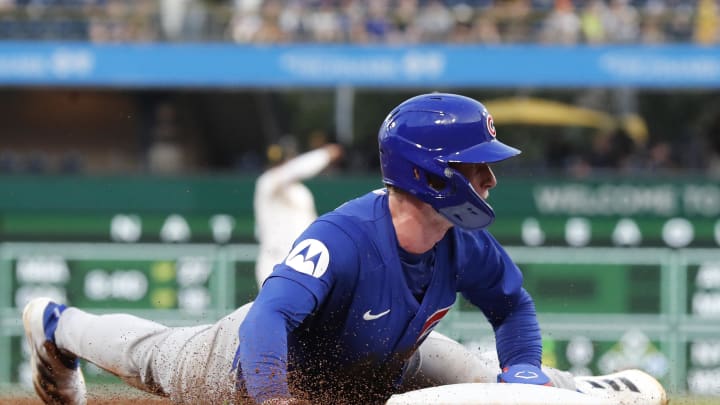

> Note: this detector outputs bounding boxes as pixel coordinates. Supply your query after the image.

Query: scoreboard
[0,242,260,386]
[2,243,262,317]
[0,175,718,396]
[1,243,718,395]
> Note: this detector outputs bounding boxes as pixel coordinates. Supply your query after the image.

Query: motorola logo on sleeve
[284,239,330,278]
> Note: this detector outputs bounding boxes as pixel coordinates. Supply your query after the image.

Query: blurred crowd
[0,0,717,45]
[542,126,720,179]
[0,0,719,178]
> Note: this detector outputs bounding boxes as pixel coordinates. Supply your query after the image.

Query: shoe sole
[576,369,668,405]
[621,369,668,405]
[22,297,86,405]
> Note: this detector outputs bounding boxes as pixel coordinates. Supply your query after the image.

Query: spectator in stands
[585,128,636,171]
[88,0,157,42]
[414,0,454,42]
[392,0,421,43]
[643,141,676,172]
[539,0,581,45]
[146,102,189,174]
[665,2,695,42]
[447,2,476,43]
[228,0,263,42]
[639,0,668,44]
[494,0,533,43]
[364,0,391,42]
[276,0,305,41]
[469,7,501,43]
[307,1,343,42]
[693,0,720,44]
[230,0,285,43]
[579,0,607,44]
[602,0,640,43]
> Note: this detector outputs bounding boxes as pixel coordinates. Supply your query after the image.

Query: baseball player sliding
[22,93,666,405]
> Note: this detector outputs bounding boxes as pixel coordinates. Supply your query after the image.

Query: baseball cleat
[23,297,87,405]
[574,369,668,405]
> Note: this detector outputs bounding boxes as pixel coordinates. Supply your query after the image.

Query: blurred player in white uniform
[253,137,344,288]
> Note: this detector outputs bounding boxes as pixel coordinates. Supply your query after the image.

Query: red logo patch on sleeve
[416,305,452,344]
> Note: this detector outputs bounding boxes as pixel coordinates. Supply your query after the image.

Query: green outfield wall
[1,174,718,247]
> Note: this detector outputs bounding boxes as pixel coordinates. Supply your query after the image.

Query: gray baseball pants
[54,303,575,403]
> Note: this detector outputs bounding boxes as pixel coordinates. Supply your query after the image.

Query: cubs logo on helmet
[487,114,496,137]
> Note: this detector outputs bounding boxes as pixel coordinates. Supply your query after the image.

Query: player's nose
[479,164,497,190]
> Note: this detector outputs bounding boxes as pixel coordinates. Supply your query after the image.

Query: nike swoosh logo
[363,309,391,321]
[514,371,539,379]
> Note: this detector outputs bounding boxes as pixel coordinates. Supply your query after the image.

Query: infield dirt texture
[3,387,720,405]
[1,385,171,404]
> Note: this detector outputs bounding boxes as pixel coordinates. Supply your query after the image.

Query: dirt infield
[1,385,172,405]
[2,397,171,404]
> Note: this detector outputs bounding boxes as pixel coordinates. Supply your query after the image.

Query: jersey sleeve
[237,277,316,402]
[268,218,360,301]
[236,218,360,402]
[254,148,333,202]
[456,230,542,368]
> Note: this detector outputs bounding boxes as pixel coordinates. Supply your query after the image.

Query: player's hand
[497,363,553,386]
[325,143,344,162]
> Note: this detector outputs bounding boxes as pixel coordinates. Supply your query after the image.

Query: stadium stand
[0,0,713,45]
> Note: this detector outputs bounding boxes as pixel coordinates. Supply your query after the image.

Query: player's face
[450,162,497,200]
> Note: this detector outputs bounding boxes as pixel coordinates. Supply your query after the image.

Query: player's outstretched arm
[236,277,317,403]
[266,144,343,187]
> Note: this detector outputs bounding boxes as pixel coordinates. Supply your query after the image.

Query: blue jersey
[236,190,541,404]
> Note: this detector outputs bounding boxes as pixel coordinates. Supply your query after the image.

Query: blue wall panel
[0,42,718,88]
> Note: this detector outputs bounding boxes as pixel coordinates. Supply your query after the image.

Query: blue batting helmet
[378,93,521,230]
